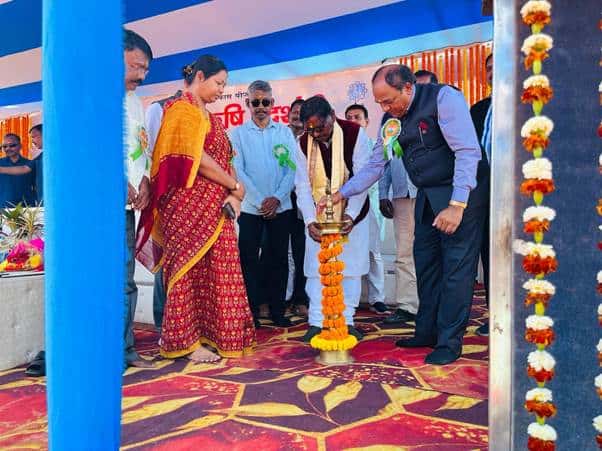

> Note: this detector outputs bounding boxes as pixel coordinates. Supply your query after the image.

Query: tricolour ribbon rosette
[521,33,554,73]
[520,0,552,33]
[527,350,556,385]
[273,144,297,170]
[380,118,403,160]
[525,315,555,348]
[593,415,602,448]
[521,116,554,154]
[527,423,557,451]
[522,75,554,115]
[525,388,557,420]
[514,240,558,277]
[523,279,556,309]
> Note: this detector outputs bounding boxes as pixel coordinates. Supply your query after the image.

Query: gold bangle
[449,200,468,209]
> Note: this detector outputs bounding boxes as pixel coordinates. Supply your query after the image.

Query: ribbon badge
[381,118,404,159]
[273,144,296,170]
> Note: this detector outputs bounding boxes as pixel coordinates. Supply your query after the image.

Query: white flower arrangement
[522,158,553,180]
[526,315,554,330]
[523,206,556,222]
[513,240,556,258]
[595,373,602,389]
[523,74,551,89]
[525,387,553,402]
[527,422,557,441]
[599,154,602,166]
[523,279,556,295]
[521,33,554,56]
[528,350,556,371]
[597,339,602,353]
[598,303,602,315]
[520,0,552,18]
[599,81,602,92]
[594,415,602,433]
[598,271,602,284]
[521,116,554,138]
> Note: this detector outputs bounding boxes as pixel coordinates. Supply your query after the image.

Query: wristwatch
[449,200,468,209]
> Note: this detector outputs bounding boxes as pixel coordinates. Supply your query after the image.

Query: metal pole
[489,0,518,449]
[43,1,124,448]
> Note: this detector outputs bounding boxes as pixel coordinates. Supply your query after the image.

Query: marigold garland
[518,2,557,447]
[310,233,358,351]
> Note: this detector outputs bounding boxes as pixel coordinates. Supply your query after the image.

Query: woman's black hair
[182,55,227,85]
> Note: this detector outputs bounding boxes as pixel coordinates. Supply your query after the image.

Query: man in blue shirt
[327,65,488,365]
[230,80,297,328]
[0,134,35,209]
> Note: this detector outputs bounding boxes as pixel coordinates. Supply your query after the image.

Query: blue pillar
[43,1,124,449]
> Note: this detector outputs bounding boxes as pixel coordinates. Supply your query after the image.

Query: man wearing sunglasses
[230,80,297,328]
[0,133,35,209]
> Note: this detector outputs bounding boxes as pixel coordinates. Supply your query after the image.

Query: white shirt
[124,91,150,190]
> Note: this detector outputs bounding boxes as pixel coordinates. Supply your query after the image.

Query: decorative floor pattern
[0,289,488,450]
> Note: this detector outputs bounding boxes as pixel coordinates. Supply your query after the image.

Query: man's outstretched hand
[316,191,344,215]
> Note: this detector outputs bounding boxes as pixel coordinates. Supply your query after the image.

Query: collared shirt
[124,91,151,192]
[340,85,481,204]
[0,156,35,208]
[229,119,296,215]
[378,157,417,200]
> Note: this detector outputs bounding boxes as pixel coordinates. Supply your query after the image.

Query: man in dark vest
[327,65,489,365]
[294,95,371,343]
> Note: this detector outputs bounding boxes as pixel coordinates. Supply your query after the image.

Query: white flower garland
[522,158,553,180]
[528,350,556,372]
[520,0,552,18]
[523,279,556,295]
[524,74,551,89]
[526,315,554,330]
[521,33,554,56]
[523,206,556,222]
[526,387,553,402]
[528,422,558,441]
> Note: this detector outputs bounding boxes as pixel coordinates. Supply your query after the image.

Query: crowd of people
[6,28,493,375]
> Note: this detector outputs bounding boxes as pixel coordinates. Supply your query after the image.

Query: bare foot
[129,358,155,368]
[188,346,221,363]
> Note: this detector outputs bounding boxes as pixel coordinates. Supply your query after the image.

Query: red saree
[137,93,255,358]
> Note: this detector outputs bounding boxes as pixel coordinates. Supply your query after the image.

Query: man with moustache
[326,65,488,365]
[122,29,154,368]
[294,95,371,343]
[0,134,35,208]
[230,80,297,328]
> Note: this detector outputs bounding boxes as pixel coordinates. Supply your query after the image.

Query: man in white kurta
[293,96,371,343]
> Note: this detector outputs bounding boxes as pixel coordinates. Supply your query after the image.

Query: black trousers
[480,211,490,307]
[238,210,293,320]
[290,215,308,305]
[413,201,486,354]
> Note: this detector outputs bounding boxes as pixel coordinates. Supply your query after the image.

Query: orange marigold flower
[527,437,555,451]
[523,255,558,276]
[524,400,557,418]
[525,328,555,346]
[521,86,553,104]
[523,134,550,152]
[524,50,549,70]
[524,292,552,307]
[522,11,551,27]
[520,179,555,196]
[597,283,602,295]
[524,219,550,233]
[596,434,602,448]
[527,365,555,384]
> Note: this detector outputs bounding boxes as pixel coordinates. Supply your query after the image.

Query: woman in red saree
[137,55,255,363]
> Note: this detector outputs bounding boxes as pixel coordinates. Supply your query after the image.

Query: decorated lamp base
[316,221,346,235]
[316,349,354,365]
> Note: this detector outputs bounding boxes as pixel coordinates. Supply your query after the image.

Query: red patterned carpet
[0,290,488,450]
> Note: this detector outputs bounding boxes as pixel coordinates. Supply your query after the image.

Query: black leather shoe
[424,348,461,365]
[302,326,322,343]
[271,316,293,328]
[383,309,416,324]
[347,325,364,341]
[395,337,435,348]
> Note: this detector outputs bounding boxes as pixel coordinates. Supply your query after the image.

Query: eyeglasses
[250,98,272,108]
[1,143,18,150]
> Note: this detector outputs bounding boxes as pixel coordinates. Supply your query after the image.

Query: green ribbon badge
[381,118,404,160]
[273,144,296,170]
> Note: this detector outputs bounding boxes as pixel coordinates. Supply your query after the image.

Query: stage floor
[0,288,488,450]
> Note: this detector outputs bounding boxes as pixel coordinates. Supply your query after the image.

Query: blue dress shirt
[340,85,481,204]
[229,119,297,215]
[0,156,35,208]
